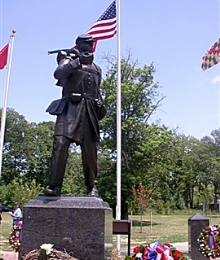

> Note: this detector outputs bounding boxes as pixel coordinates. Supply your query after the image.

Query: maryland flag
[201,38,220,71]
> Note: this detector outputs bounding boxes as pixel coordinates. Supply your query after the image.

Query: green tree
[62,144,85,195]
[23,121,54,186]
[170,134,201,209]
[98,56,164,218]
[1,108,31,184]
[200,129,220,210]
[133,124,176,211]
[0,178,42,208]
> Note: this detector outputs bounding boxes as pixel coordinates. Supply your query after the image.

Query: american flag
[87,1,117,42]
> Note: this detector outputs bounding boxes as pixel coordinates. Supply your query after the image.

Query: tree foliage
[1,108,31,184]
[98,55,164,217]
[0,178,42,208]
[0,55,220,216]
[23,121,54,186]
[1,109,55,187]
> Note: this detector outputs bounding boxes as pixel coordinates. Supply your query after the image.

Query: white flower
[40,243,54,255]
[136,252,142,258]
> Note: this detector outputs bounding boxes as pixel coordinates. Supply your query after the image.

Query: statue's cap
[75,34,94,45]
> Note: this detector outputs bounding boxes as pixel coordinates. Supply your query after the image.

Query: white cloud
[211,75,220,84]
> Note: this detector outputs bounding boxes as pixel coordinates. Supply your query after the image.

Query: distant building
[204,200,220,211]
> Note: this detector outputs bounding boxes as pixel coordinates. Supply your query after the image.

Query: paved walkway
[0,251,18,260]
[172,242,188,254]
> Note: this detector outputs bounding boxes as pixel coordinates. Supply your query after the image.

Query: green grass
[1,209,218,253]
[114,209,217,249]
[0,212,14,252]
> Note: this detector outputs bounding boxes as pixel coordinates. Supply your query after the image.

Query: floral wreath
[23,244,79,260]
[125,241,192,260]
[197,225,220,259]
[9,221,22,252]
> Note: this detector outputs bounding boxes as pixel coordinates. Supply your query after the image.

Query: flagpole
[0,30,16,180]
[116,0,122,252]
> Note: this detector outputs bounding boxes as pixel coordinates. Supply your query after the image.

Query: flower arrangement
[124,241,192,260]
[40,244,54,260]
[8,221,22,252]
[197,225,220,258]
[23,244,79,260]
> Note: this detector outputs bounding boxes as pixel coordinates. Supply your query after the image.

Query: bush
[0,177,43,208]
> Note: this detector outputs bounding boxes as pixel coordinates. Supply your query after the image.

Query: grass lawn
[1,209,218,253]
[114,209,220,249]
[0,212,14,252]
[128,212,191,246]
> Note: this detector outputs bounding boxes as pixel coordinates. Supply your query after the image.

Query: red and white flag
[87,1,117,51]
[0,43,9,70]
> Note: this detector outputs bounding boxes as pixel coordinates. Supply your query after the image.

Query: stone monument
[21,195,112,260]
[21,34,111,260]
[188,213,209,260]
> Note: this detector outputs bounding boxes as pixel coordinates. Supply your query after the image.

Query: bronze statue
[45,34,106,197]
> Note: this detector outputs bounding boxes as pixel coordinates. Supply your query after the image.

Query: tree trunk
[140,212,143,233]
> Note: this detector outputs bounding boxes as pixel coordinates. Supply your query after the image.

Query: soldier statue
[45,34,106,197]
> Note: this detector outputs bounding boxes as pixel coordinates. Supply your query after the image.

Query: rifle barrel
[48,49,62,55]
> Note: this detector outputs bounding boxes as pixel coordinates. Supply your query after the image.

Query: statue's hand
[57,52,67,64]
[56,49,81,64]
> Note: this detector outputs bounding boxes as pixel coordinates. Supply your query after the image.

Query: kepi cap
[75,34,94,45]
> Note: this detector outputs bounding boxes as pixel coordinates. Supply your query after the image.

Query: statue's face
[77,42,93,53]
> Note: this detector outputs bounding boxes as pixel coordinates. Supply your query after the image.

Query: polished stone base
[188,213,209,260]
[21,195,112,260]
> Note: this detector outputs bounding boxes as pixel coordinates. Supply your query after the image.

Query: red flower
[143,248,149,256]
[173,250,181,259]
[131,258,136,260]
[133,246,141,254]
[164,243,171,248]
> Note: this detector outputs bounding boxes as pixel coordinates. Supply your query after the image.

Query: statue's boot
[44,186,61,196]
[87,185,99,197]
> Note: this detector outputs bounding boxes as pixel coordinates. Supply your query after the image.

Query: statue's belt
[70,93,98,103]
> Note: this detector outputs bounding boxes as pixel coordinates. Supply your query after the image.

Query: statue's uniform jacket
[54,58,102,143]
[47,57,102,188]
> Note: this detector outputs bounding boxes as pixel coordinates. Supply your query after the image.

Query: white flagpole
[116,0,122,252]
[0,30,16,180]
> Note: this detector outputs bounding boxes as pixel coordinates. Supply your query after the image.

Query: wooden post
[150,211,153,234]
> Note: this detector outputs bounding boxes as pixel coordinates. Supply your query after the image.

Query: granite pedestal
[188,213,209,260]
[21,195,112,260]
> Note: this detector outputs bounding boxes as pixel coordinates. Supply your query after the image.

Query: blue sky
[0,0,219,140]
